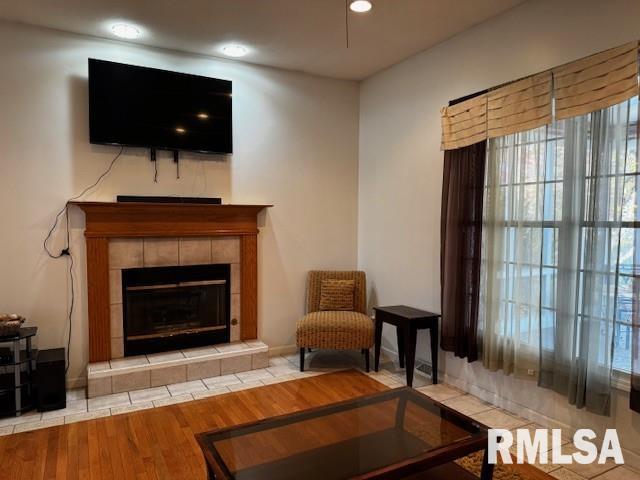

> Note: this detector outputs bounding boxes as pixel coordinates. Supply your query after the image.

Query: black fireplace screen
[122,264,230,356]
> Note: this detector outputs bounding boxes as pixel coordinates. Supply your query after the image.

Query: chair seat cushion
[296,311,374,349]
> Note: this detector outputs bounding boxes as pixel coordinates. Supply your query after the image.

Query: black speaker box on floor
[36,348,66,412]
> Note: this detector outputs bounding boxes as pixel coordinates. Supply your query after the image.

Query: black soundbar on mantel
[116,196,222,205]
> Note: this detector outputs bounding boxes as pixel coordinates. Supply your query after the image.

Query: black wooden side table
[373,306,439,387]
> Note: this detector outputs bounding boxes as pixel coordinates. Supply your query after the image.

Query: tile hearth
[87,340,268,398]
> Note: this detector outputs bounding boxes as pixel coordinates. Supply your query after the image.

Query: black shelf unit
[0,327,37,417]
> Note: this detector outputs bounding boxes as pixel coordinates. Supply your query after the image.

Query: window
[481,97,639,376]
[548,96,639,374]
[611,96,639,373]
[480,126,549,377]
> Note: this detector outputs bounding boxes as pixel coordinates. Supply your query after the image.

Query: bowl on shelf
[0,315,25,338]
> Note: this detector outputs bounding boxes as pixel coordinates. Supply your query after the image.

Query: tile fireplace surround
[72,201,271,397]
[108,236,242,358]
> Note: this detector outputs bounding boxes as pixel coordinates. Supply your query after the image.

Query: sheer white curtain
[479,127,547,378]
[538,98,638,415]
[480,98,638,415]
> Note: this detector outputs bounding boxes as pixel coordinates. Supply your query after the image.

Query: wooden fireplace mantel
[70,201,272,238]
[70,201,271,362]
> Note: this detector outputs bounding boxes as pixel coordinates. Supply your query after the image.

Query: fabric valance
[553,42,638,120]
[487,72,552,138]
[441,40,640,150]
[440,94,487,150]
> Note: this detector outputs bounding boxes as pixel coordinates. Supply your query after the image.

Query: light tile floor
[0,350,637,480]
[415,383,639,480]
[129,386,171,404]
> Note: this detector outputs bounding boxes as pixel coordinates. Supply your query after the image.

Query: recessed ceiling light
[175,127,186,134]
[197,113,209,120]
[349,0,372,13]
[221,44,249,58]
[111,23,141,39]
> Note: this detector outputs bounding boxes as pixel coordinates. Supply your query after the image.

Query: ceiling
[0,0,524,80]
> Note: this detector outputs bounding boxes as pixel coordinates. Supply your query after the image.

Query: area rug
[407,414,546,479]
[457,451,542,480]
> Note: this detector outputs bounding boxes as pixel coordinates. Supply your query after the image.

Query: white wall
[0,21,360,386]
[358,0,640,464]
[3,0,640,462]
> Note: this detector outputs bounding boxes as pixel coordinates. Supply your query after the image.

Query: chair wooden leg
[364,349,370,372]
[299,347,305,372]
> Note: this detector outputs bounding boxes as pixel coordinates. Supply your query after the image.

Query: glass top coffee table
[197,387,494,480]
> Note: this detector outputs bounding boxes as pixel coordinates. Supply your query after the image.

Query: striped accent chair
[296,271,373,372]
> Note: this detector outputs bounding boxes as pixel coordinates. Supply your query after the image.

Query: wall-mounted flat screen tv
[89,59,232,154]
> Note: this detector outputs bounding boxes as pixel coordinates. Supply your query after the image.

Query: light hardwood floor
[0,370,555,480]
[0,370,387,479]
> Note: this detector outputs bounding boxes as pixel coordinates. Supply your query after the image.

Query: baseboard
[441,372,573,430]
[381,346,399,361]
[267,344,298,357]
[67,375,86,390]
[381,346,435,380]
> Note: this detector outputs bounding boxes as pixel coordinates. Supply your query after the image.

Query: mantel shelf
[69,201,272,211]
[70,201,272,238]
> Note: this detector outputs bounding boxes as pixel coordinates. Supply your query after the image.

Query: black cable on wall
[43,146,124,373]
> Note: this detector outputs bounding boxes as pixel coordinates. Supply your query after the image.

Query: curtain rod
[448,89,488,106]
[447,40,639,107]
[447,71,538,106]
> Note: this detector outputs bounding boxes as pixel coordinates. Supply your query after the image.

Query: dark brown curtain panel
[440,140,486,362]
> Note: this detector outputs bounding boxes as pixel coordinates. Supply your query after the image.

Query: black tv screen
[89,59,232,154]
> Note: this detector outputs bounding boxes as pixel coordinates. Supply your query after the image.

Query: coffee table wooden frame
[197,386,494,480]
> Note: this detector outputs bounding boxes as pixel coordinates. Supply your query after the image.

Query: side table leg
[374,317,383,372]
[430,324,439,384]
[396,327,405,369]
[403,327,417,388]
[480,447,495,480]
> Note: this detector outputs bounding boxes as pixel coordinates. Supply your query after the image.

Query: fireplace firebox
[122,264,230,356]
